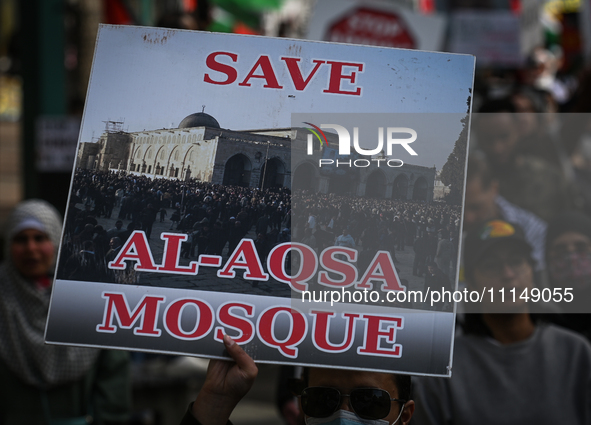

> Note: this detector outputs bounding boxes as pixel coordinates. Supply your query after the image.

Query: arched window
[259,157,286,189]
[412,177,429,201]
[174,150,180,161]
[223,154,253,187]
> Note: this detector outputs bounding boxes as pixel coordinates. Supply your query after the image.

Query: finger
[223,334,258,379]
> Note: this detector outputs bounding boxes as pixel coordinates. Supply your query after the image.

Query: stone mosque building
[77,112,436,201]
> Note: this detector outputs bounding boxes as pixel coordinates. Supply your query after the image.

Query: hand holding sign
[191,335,258,425]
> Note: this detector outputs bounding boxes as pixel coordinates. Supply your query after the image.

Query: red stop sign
[325,7,416,49]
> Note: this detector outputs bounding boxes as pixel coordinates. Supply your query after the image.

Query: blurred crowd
[4,57,591,422]
[2,0,591,423]
[410,46,591,424]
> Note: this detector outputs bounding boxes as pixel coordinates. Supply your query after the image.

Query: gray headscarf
[0,199,99,388]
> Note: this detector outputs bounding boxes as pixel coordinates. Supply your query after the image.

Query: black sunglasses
[300,386,406,420]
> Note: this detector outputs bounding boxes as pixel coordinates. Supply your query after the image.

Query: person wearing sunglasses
[180,335,415,425]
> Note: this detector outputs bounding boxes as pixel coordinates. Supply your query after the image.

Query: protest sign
[46,25,474,376]
[306,0,446,51]
[448,0,543,68]
[36,116,81,172]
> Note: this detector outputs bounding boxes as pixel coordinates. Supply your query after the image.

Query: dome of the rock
[178,112,220,129]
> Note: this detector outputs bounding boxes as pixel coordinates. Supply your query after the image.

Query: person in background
[0,199,131,424]
[434,229,453,278]
[335,227,355,249]
[413,219,591,425]
[464,153,547,272]
[159,207,168,223]
[545,211,591,341]
[106,236,123,264]
[475,100,576,222]
[106,219,125,239]
[412,232,429,277]
[140,203,157,240]
[425,263,451,295]
[180,335,414,425]
[63,239,108,282]
[424,231,438,270]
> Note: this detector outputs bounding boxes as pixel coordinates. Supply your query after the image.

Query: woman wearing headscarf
[0,199,131,424]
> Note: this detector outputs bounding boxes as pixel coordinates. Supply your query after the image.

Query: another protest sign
[306,0,446,51]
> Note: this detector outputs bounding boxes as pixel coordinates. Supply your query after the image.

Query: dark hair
[465,239,536,287]
[394,374,411,401]
[478,98,517,113]
[462,313,542,337]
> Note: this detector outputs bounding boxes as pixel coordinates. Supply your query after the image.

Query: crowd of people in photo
[53,165,463,294]
[290,191,461,292]
[55,169,292,284]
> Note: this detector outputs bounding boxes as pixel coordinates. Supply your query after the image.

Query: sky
[80,25,474,170]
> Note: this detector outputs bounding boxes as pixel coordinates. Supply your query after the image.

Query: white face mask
[305,408,404,425]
